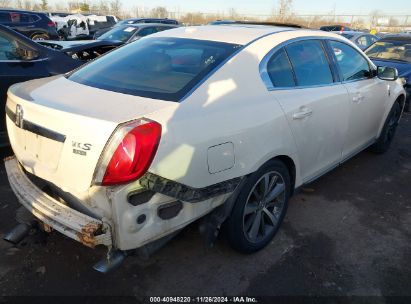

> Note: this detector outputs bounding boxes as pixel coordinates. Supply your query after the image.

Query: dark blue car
[365,35,411,111]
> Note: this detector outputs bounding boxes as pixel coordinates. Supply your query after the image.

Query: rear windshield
[68,37,241,101]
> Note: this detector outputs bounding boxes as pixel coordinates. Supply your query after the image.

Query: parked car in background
[87,15,117,40]
[320,25,352,32]
[3,25,405,272]
[96,23,178,44]
[0,8,59,40]
[334,31,379,50]
[93,18,179,39]
[0,24,120,145]
[365,35,411,111]
[48,13,117,40]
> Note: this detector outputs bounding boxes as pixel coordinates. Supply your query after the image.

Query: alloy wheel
[242,171,286,243]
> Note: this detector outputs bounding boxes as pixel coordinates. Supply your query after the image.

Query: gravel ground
[0,113,410,301]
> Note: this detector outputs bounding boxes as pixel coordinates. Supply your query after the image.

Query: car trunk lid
[6,76,175,193]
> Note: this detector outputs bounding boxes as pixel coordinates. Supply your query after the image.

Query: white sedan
[4,25,406,268]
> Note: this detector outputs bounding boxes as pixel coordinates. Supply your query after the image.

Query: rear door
[263,39,350,182]
[328,40,388,159]
[0,30,49,133]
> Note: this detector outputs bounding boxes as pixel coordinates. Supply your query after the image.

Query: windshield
[97,26,138,42]
[365,40,411,63]
[68,37,242,101]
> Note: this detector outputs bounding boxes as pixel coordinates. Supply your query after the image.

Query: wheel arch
[397,93,406,111]
[271,155,297,196]
[30,31,49,39]
[377,93,406,138]
[248,150,300,197]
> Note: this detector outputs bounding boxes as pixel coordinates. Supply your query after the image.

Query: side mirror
[377,66,398,81]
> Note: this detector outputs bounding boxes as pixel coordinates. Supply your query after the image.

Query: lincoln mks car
[4,25,405,270]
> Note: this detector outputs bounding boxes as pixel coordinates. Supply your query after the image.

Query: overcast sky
[95,0,411,15]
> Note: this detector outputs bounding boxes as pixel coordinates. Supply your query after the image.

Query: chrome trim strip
[5,106,66,143]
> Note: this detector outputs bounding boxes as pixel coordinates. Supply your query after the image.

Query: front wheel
[370,102,401,154]
[226,160,290,254]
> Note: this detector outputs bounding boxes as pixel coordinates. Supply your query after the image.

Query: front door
[328,40,388,159]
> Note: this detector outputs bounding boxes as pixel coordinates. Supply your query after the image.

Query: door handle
[293,108,313,119]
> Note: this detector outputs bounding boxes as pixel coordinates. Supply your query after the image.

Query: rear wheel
[370,102,401,154]
[227,160,290,254]
[31,33,49,40]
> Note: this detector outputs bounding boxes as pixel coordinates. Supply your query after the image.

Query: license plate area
[22,130,63,172]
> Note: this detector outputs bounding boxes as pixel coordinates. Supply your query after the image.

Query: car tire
[31,33,49,40]
[370,101,401,154]
[226,159,290,254]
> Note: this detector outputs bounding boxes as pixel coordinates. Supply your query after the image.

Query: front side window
[68,37,241,101]
[0,33,22,60]
[285,40,334,86]
[330,40,371,81]
[266,48,295,87]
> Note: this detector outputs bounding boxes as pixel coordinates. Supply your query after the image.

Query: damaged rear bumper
[4,156,112,248]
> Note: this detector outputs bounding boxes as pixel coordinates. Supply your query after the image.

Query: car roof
[150,24,307,45]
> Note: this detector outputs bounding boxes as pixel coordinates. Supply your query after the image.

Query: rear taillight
[94,119,161,186]
[47,21,56,27]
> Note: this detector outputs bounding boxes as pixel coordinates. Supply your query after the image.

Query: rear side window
[0,12,11,22]
[330,40,371,81]
[4,12,39,23]
[285,40,334,86]
[266,48,295,87]
[68,37,241,101]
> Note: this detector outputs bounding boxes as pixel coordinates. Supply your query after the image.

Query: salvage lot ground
[0,113,410,298]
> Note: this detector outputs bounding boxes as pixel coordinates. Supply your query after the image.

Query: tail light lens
[47,21,56,27]
[94,119,162,186]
